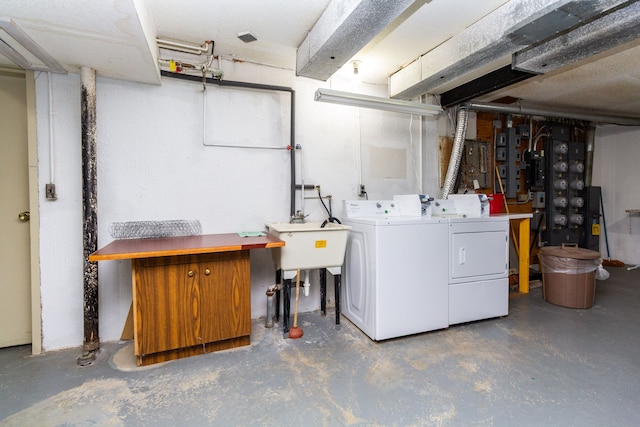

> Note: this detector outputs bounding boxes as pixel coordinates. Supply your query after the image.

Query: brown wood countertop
[89,233,285,261]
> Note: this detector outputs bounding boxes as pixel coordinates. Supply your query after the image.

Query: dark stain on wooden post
[78,67,99,365]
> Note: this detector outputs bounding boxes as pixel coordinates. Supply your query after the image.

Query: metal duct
[389,0,630,99]
[465,101,640,126]
[441,107,468,199]
[513,1,640,74]
[296,0,414,81]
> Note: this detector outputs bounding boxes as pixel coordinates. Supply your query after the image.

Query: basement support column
[78,67,99,366]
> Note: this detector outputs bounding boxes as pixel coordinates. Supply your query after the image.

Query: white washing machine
[341,200,449,341]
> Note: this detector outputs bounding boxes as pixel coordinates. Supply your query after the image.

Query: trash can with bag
[538,244,601,309]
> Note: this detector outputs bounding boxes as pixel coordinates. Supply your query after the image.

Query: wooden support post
[518,217,531,293]
[79,67,99,365]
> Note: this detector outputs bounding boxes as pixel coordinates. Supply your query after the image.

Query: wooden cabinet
[89,233,284,366]
[133,251,250,366]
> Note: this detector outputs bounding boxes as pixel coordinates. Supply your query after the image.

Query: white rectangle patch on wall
[204,85,291,148]
[369,147,407,179]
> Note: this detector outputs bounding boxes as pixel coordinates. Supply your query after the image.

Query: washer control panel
[343,200,401,218]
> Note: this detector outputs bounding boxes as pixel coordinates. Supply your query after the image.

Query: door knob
[18,211,30,222]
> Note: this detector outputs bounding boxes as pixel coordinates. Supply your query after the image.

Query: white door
[449,219,509,282]
[0,72,32,347]
[450,230,508,278]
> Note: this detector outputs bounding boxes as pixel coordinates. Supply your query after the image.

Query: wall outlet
[359,184,366,197]
[45,183,57,200]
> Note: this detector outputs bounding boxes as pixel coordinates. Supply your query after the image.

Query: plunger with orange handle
[289,269,303,339]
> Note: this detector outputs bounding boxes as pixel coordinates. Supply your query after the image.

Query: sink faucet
[290,210,307,223]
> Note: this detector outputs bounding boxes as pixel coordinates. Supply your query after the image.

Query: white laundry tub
[265,222,350,270]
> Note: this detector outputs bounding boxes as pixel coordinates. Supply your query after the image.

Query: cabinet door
[200,251,251,343]
[134,259,201,355]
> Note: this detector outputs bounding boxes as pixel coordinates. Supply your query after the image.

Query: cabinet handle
[205,268,211,275]
[188,270,194,277]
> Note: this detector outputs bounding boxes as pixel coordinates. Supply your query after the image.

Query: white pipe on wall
[48,71,54,183]
[300,145,305,218]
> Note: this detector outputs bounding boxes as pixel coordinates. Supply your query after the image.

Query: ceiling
[1,0,640,120]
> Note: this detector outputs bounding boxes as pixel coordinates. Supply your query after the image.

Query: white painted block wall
[593,126,640,265]
[35,62,440,350]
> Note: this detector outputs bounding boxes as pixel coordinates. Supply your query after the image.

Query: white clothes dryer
[446,216,509,325]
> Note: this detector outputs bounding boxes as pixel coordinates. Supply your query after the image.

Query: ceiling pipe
[156,38,212,55]
[464,101,640,126]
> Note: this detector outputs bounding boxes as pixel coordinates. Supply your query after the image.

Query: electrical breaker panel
[495,127,520,197]
[543,126,586,246]
[524,150,545,192]
[460,139,490,192]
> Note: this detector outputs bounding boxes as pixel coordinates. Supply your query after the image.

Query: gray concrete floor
[1,267,639,426]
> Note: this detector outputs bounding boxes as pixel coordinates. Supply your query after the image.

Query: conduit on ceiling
[464,101,640,126]
[156,37,213,55]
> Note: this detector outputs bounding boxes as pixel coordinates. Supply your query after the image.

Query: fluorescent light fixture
[314,88,442,116]
[0,17,66,73]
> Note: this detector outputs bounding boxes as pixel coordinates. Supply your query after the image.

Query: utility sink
[265,222,351,271]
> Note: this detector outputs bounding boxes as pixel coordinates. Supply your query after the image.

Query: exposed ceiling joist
[388,0,629,100]
[296,0,414,81]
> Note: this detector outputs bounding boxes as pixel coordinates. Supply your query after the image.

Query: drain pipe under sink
[265,285,278,328]
[303,270,310,297]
